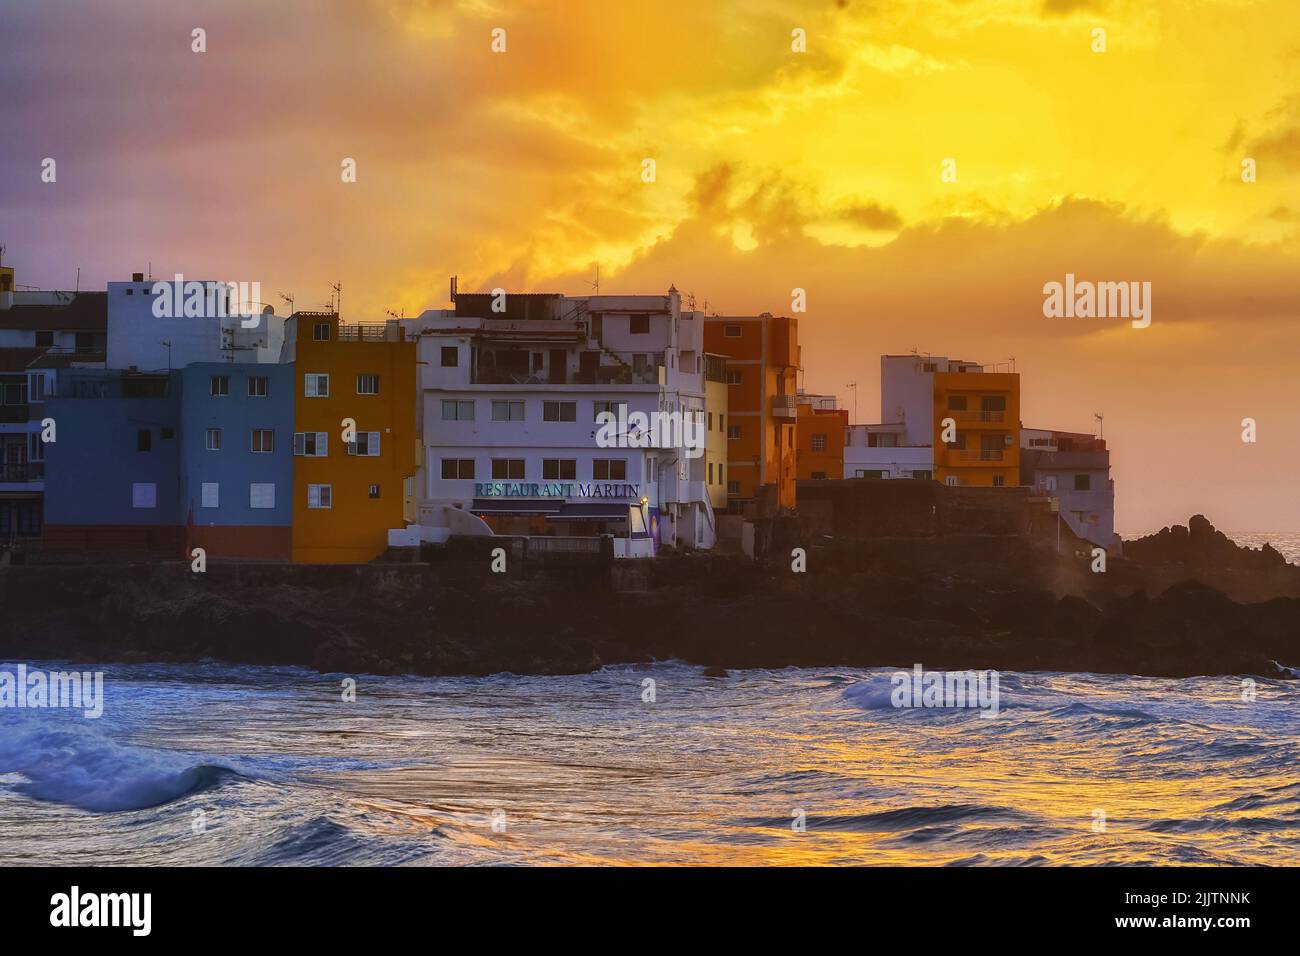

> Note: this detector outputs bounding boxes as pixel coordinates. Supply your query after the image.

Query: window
[727,480,741,495]
[718,463,724,484]
[946,432,966,449]
[247,376,268,397]
[812,471,827,480]
[868,433,899,448]
[160,427,174,440]
[35,330,54,348]
[629,314,650,334]
[293,432,328,456]
[725,370,742,385]
[913,470,933,481]
[201,482,219,509]
[441,459,475,479]
[304,373,329,397]
[945,476,959,487]
[993,475,1005,487]
[708,462,714,483]
[313,322,330,341]
[491,459,525,480]
[137,429,152,452]
[543,459,576,480]
[307,484,332,509]
[74,332,95,353]
[441,346,458,367]
[593,400,625,421]
[811,434,827,453]
[491,400,525,422]
[357,374,380,395]
[348,432,381,456]
[724,324,741,338]
[442,399,475,421]
[251,428,274,453]
[250,483,276,509]
[543,400,576,422]
[727,425,741,439]
[206,428,222,451]
[707,412,713,430]
[210,375,229,396]
[368,484,381,499]
[947,395,967,411]
[648,457,658,483]
[593,459,627,481]
[1074,474,1091,491]
[132,482,156,509]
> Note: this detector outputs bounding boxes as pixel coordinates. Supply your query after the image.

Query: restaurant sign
[473,482,642,500]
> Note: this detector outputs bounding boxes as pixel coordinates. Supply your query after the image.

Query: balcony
[772,394,797,418]
[958,449,1004,462]
[951,409,1005,423]
[0,462,42,482]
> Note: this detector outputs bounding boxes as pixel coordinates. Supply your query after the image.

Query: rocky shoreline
[2,515,1298,680]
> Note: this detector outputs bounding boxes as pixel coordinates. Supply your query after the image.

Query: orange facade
[290,313,418,563]
[932,371,1020,487]
[703,315,799,511]
[796,404,848,481]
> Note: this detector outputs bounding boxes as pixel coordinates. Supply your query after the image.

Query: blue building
[178,363,294,559]
[42,369,184,554]
[42,363,295,558]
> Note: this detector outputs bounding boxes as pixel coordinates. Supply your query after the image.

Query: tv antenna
[329,281,342,315]
[279,292,295,314]
[1094,412,1104,440]
[587,265,600,296]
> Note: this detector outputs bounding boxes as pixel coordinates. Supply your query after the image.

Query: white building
[1020,427,1118,551]
[402,287,720,557]
[106,273,283,371]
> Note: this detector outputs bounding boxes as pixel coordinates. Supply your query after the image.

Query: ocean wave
[0,716,247,813]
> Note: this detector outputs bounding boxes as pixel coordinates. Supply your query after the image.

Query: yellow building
[703,353,729,511]
[703,314,800,512]
[288,312,418,563]
[932,370,1020,487]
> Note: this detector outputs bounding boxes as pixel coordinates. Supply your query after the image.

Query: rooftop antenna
[279,292,295,315]
[160,339,172,372]
[386,308,404,321]
[0,243,5,267]
[148,261,152,281]
[75,267,80,293]
[330,281,342,316]
[846,382,858,425]
[1009,356,1016,373]
[1094,412,1104,440]
[587,265,600,295]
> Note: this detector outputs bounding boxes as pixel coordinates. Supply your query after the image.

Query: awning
[469,498,562,516]
[549,502,632,521]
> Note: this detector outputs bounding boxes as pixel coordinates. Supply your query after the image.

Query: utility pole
[846,382,858,425]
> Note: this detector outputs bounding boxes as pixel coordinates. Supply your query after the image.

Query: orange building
[286,312,418,563]
[703,313,799,512]
[796,396,848,481]
[932,370,1020,487]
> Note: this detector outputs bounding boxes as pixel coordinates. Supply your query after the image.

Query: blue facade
[43,369,183,527]
[178,363,294,529]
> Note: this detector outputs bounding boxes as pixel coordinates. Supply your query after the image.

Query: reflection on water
[1,663,1297,865]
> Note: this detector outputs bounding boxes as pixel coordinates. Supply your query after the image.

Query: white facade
[843,424,934,479]
[106,277,283,371]
[403,289,717,555]
[1021,427,1118,550]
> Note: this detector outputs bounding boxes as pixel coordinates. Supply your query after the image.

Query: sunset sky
[3,0,1299,533]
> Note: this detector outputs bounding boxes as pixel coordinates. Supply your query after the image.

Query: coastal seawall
[2,516,1298,679]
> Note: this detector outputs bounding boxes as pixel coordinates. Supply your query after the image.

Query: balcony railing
[772,395,797,418]
[958,449,1004,462]
[0,462,42,482]
[951,409,1005,423]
